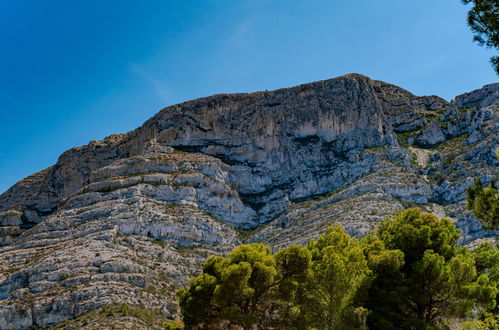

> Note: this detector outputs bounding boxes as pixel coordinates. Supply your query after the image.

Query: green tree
[364,208,497,329]
[176,273,219,329]
[176,243,310,329]
[473,242,499,284]
[466,178,499,228]
[468,242,499,328]
[461,0,499,74]
[294,225,370,330]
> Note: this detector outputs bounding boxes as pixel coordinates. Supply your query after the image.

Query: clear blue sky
[0,0,497,193]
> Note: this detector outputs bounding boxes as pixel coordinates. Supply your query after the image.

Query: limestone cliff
[0,74,497,328]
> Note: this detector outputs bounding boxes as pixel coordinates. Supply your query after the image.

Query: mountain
[0,74,497,329]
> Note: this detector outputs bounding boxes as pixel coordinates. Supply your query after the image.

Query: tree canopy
[294,225,370,329]
[466,178,499,229]
[175,209,498,329]
[462,0,499,74]
[364,208,496,329]
[176,243,310,329]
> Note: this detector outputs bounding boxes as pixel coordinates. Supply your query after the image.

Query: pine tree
[364,208,496,329]
[176,243,310,329]
[462,0,499,74]
[466,178,499,228]
[293,225,370,329]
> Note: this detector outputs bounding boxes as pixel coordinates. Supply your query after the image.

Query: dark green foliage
[177,243,310,329]
[473,242,499,283]
[377,208,460,263]
[466,178,499,228]
[470,242,499,326]
[461,0,499,74]
[364,209,497,329]
[176,274,218,328]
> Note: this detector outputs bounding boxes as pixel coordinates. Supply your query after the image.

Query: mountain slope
[0,74,497,328]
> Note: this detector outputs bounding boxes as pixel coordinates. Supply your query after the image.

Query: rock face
[414,121,446,147]
[0,74,497,328]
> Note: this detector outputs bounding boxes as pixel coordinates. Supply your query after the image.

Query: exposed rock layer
[0,74,497,329]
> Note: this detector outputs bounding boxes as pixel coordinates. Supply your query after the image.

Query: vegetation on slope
[175,209,498,329]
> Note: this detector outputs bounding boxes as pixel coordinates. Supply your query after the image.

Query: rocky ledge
[0,74,497,328]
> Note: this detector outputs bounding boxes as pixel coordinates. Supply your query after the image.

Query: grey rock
[411,95,448,111]
[0,210,23,227]
[454,83,499,108]
[23,209,43,224]
[0,74,497,328]
[415,121,446,147]
[430,152,443,162]
[440,103,459,121]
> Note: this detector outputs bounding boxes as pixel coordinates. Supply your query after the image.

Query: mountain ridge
[0,74,497,328]
[0,74,449,225]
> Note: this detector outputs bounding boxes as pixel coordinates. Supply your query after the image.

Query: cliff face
[0,74,497,328]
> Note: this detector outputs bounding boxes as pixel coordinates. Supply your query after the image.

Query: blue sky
[0,0,497,193]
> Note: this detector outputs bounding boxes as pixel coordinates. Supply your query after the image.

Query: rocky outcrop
[455,83,499,109]
[0,74,497,328]
[415,121,446,147]
[3,75,398,230]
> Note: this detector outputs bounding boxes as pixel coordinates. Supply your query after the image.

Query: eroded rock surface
[0,75,497,328]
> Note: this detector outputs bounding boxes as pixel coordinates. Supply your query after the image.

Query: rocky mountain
[0,74,497,329]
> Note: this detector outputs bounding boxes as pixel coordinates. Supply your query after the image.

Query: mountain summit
[0,74,497,328]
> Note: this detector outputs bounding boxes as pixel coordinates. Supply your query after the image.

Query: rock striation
[0,74,497,328]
